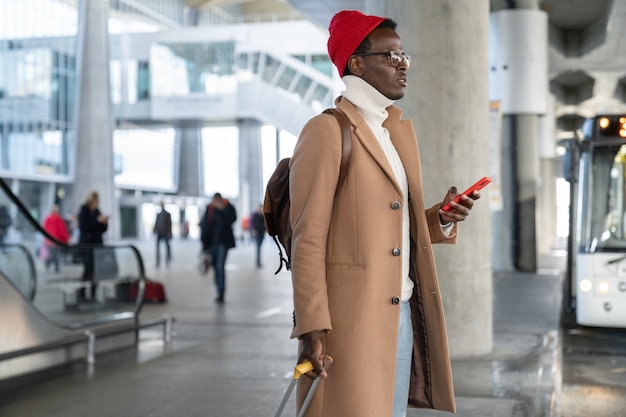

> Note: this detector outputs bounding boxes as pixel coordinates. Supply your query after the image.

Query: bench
[46,277,138,309]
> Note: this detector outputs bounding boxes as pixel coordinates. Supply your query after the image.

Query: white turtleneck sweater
[342,75,414,301]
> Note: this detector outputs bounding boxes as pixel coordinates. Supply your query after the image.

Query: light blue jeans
[209,243,228,297]
[393,301,413,417]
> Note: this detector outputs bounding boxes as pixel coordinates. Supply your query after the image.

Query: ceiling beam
[185,0,249,9]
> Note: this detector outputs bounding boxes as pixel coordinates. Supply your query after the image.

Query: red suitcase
[129,279,167,303]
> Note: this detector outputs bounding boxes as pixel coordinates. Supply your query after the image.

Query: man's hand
[298,331,330,379]
[439,186,480,224]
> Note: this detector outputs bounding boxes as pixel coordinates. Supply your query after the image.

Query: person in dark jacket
[200,193,236,303]
[250,204,266,268]
[153,201,172,268]
[78,191,109,301]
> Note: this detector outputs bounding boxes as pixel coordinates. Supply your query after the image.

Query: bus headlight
[598,281,610,293]
[579,279,593,292]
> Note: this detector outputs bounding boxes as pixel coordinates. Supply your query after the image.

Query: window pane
[113,128,177,191]
[261,55,281,84]
[202,126,238,197]
[276,66,296,91]
[151,42,236,97]
[7,130,66,175]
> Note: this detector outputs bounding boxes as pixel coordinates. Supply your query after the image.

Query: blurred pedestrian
[200,193,236,303]
[241,215,250,243]
[250,204,266,268]
[0,205,11,248]
[77,191,109,301]
[153,201,172,268]
[42,204,70,273]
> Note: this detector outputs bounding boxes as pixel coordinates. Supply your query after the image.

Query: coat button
[392,247,401,256]
[391,201,401,210]
[391,296,400,305]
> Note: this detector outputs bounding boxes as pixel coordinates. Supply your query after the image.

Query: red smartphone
[441,177,491,211]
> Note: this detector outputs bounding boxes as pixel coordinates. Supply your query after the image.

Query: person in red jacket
[42,204,70,273]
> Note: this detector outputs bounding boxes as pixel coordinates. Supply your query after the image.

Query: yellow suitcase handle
[293,355,333,380]
[293,361,314,379]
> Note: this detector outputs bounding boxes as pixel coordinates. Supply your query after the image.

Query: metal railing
[0,177,174,379]
[0,314,173,366]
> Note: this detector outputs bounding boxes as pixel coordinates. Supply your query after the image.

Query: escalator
[0,179,163,381]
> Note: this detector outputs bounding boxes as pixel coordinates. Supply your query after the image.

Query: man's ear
[347,55,364,76]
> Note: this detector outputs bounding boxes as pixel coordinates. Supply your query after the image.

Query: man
[289,10,481,417]
[153,201,172,268]
[200,193,237,303]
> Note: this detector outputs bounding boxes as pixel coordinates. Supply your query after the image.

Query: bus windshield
[583,144,626,252]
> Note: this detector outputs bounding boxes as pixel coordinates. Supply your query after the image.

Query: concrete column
[69,0,118,239]
[366,0,493,356]
[489,7,548,272]
[237,119,263,220]
[538,158,558,254]
[493,116,516,271]
[177,120,203,196]
[515,114,538,270]
[537,106,559,256]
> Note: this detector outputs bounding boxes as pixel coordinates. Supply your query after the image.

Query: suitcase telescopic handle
[273,358,333,417]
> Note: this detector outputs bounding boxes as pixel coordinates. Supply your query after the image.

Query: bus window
[586,144,626,251]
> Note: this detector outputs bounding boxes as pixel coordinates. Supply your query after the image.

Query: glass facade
[108,0,186,33]
[151,42,237,97]
[293,54,334,78]
[110,59,152,104]
[237,50,333,113]
[1,0,333,240]
[0,0,78,179]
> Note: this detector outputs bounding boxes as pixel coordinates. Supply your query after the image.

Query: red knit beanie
[327,10,387,77]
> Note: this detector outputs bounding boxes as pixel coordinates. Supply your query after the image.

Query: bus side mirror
[558,138,575,182]
[563,149,572,182]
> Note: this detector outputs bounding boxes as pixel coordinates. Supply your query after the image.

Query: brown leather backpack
[263,108,353,274]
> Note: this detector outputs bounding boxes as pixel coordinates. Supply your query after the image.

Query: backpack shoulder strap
[323,107,352,188]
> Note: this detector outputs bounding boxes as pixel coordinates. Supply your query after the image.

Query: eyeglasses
[354,50,411,68]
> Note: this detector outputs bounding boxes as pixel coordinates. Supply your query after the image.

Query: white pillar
[70,0,118,239]
[177,120,203,197]
[237,119,263,218]
[490,9,549,271]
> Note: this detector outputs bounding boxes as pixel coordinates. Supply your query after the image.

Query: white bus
[565,115,626,328]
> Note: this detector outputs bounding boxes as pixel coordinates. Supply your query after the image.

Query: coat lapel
[386,117,422,199]
[336,98,403,195]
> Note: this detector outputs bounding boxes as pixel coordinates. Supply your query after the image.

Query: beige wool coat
[289,96,457,417]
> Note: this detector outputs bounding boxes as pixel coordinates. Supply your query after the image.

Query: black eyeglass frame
[353,50,411,67]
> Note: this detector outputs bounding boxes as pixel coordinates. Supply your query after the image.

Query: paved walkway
[0,238,564,417]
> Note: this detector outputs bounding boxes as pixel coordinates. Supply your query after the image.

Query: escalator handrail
[0,242,38,301]
[0,178,147,314]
